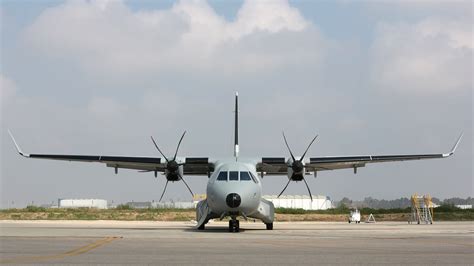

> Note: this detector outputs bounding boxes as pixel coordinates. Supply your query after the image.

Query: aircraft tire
[235,220,240,232]
[229,220,239,232]
[228,220,233,232]
[198,223,205,230]
[266,223,273,230]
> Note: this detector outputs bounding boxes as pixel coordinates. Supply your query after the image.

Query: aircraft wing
[8,131,213,175]
[256,134,463,174]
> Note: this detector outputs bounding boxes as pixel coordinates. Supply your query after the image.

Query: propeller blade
[151,136,169,163]
[159,180,169,202]
[282,131,296,162]
[277,178,292,198]
[173,131,186,161]
[179,173,194,198]
[302,177,313,201]
[300,134,318,161]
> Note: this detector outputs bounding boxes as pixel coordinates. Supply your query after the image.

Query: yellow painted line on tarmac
[0,236,121,264]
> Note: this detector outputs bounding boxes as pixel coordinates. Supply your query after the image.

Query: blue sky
[1,0,472,208]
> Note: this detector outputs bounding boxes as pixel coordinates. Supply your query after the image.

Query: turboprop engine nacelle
[287,157,305,181]
[164,159,184,182]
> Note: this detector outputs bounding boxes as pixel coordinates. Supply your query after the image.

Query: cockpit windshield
[216,171,258,183]
[217,171,227,181]
[229,171,239,181]
[240,171,251,181]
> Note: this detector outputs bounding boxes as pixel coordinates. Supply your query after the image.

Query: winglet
[443,132,463,157]
[8,130,30,157]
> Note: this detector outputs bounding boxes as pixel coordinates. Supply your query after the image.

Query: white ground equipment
[348,209,361,223]
[365,213,376,223]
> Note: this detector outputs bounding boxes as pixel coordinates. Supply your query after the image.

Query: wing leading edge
[257,133,463,174]
[8,130,213,175]
[9,130,462,175]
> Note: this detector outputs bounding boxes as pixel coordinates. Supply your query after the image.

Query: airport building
[152,201,195,209]
[455,204,472,209]
[120,195,333,210]
[58,199,108,209]
[123,201,195,209]
[125,201,152,209]
[192,194,333,210]
[263,195,333,210]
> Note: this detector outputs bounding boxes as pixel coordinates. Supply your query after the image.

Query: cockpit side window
[240,171,252,181]
[249,172,258,183]
[217,171,228,181]
[229,171,239,181]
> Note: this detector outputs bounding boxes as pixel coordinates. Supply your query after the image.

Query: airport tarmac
[0,220,472,265]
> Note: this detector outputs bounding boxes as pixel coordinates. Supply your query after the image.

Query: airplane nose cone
[226,193,241,208]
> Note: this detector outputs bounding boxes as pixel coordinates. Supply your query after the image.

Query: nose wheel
[229,219,240,232]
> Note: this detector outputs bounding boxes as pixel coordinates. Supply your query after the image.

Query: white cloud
[370,18,472,93]
[23,0,323,79]
[230,0,307,37]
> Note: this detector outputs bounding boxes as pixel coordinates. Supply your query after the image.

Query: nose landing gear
[229,219,240,232]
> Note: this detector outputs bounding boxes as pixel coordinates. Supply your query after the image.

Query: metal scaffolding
[409,194,433,224]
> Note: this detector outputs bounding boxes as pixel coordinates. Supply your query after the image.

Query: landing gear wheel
[235,220,240,232]
[198,223,205,230]
[228,219,240,232]
[266,223,273,230]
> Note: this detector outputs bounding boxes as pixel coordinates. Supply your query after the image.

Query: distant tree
[336,202,350,212]
[338,196,472,210]
[431,197,442,205]
[466,197,474,205]
[443,197,467,205]
[339,197,352,207]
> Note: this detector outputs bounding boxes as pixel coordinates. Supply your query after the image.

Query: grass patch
[0,206,472,221]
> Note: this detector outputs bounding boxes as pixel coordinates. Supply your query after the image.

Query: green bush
[25,205,46,212]
[275,208,307,214]
[115,204,133,210]
[435,204,461,212]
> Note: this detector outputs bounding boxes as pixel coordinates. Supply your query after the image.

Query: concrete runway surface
[0,220,472,265]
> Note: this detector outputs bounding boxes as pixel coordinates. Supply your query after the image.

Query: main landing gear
[266,223,273,230]
[227,216,273,232]
[229,219,240,232]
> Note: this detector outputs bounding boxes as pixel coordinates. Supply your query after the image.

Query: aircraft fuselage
[206,160,262,216]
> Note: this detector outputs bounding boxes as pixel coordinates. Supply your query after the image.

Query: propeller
[278,132,318,201]
[150,131,194,201]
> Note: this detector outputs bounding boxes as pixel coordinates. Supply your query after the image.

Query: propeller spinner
[278,132,318,201]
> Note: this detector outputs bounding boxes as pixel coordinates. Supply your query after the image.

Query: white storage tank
[58,199,108,209]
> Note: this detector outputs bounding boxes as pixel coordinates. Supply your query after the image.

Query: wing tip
[8,129,29,157]
[443,132,463,157]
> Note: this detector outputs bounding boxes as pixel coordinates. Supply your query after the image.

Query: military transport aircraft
[9,93,462,232]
